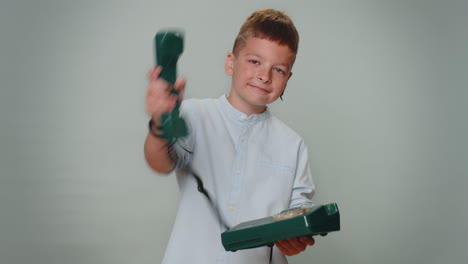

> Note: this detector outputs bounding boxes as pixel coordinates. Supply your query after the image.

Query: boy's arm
[276,140,316,256]
[144,126,176,174]
[144,66,186,174]
[289,140,315,208]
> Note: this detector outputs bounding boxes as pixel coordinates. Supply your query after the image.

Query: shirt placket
[226,115,250,226]
[217,116,250,263]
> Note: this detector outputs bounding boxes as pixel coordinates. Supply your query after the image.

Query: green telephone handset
[154,30,188,141]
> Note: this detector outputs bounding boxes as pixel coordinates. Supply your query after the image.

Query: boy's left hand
[275,236,315,256]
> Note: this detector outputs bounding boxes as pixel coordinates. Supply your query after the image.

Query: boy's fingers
[147,66,163,80]
[145,67,185,117]
[174,77,186,90]
[147,66,156,78]
[174,77,186,98]
[148,78,172,95]
[146,81,177,116]
[146,67,154,78]
[287,238,307,251]
[275,238,307,256]
[299,236,315,246]
[275,241,294,256]
[146,93,178,117]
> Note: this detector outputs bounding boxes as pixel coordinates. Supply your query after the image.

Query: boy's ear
[281,72,293,101]
[225,53,235,76]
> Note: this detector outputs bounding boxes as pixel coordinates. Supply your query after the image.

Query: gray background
[1,0,467,263]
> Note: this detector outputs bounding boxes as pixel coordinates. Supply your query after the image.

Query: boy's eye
[274,68,285,74]
[248,59,259,65]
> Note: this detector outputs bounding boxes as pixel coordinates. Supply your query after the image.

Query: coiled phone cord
[191,171,274,264]
[166,143,274,262]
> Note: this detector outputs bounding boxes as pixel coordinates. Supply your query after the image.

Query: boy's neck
[226,93,267,116]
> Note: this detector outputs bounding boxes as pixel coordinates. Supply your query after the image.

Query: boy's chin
[249,95,279,106]
[247,99,274,112]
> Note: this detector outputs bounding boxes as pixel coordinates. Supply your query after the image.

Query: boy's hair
[232,9,299,56]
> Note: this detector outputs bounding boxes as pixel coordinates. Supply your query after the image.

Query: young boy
[145,9,316,263]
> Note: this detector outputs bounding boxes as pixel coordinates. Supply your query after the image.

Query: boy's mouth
[248,83,270,93]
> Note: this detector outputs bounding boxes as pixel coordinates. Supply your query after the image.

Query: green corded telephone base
[221,203,340,252]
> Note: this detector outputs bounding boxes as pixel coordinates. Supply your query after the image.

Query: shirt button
[241,136,245,141]
[236,170,241,174]
[229,205,235,211]
[241,115,247,120]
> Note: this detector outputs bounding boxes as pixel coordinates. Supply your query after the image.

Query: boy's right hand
[145,66,186,124]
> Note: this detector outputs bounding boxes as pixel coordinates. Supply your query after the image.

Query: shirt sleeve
[289,140,315,208]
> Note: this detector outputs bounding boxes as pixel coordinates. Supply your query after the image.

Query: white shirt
[162,95,315,264]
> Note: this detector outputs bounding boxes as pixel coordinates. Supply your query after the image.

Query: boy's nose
[257,68,272,83]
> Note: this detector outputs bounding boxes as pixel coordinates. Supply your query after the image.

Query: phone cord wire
[192,172,230,231]
[192,171,274,264]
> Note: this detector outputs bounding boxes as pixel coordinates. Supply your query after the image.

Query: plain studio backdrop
[1,0,466,263]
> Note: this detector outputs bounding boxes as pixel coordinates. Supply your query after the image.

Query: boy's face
[225,37,295,115]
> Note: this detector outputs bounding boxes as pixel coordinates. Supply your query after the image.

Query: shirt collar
[219,95,270,123]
